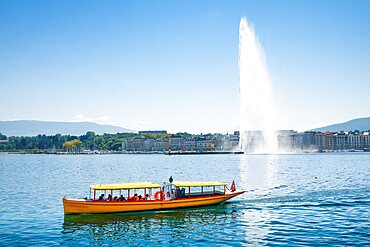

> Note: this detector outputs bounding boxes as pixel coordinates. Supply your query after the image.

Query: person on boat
[138,195,142,200]
[113,196,118,201]
[107,194,113,201]
[132,193,139,201]
[145,194,150,200]
[119,195,126,201]
[98,194,105,201]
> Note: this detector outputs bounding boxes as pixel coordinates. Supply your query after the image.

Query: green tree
[94,135,107,150]
[63,139,83,153]
[172,132,192,138]
[80,131,96,150]
[0,133,7,140]
[143,134,172,139]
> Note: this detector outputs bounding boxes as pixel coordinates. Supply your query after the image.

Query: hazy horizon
[1,117,369,135]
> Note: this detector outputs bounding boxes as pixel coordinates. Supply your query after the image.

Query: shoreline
[1,149,369,155]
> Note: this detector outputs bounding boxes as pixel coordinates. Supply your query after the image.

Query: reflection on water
[62,203,246,246]
[239,154,279,245]
[238,154,280,197]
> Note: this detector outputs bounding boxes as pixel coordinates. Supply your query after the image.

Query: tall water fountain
[239,17,278,153]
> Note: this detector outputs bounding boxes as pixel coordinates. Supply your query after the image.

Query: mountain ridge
[312,117,370,132]
[1,117,369,136]
[0,120,135,136]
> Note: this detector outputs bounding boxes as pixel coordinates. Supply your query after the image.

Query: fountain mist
[239,17,278,153]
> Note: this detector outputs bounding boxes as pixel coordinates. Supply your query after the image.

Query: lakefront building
[122,130,370,153]
[278,131,370,151]
[154,139,170,151]
[122,134,229,152]
[170,137,185,151]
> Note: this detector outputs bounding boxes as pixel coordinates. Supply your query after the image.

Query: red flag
[230,180,236,192]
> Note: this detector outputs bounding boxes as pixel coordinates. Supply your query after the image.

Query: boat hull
[63,191,244,215]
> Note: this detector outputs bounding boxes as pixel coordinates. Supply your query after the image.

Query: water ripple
[0,153,369,246]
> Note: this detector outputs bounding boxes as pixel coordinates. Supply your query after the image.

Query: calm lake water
[0,153,369,246]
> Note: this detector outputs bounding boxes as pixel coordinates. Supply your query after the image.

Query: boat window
[190,186,202,196]
[175,187,186,198]
[92,188,160,201]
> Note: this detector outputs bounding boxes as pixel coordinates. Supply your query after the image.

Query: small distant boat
[63,180,244,215]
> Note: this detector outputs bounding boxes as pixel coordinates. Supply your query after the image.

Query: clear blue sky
[1,0,369,133]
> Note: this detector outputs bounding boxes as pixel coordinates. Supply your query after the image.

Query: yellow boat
[63,180,244,215]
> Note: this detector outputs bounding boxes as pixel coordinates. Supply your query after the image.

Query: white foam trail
[239,17,278,153]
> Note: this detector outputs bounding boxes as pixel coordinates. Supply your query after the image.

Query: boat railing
[176,190,225,198]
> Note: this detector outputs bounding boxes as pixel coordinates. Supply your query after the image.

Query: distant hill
[313,117,370,132]
[0,120,135,136]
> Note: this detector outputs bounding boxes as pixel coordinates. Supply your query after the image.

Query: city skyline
[1,1,369,134]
